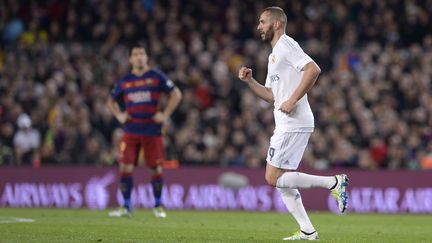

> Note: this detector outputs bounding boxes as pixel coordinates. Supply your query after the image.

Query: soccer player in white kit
[238,6,349,241]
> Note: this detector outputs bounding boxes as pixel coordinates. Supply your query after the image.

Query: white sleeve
[284,43,313,72]
[13,134,19,147]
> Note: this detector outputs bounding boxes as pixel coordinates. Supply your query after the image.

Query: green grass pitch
[0,208,431,242]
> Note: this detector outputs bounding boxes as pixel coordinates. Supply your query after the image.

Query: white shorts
[266,131,311,170]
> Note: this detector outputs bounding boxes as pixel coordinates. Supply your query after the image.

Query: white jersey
[13,129,40,152]
[265,34,314,132]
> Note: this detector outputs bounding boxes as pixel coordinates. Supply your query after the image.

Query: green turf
[0,208,431,243]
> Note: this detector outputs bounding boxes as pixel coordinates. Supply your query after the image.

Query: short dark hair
[129,41,147,56]
[263,6,287,28]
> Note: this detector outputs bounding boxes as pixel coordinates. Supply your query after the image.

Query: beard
[262,26,275,42]
[134,60,145,70]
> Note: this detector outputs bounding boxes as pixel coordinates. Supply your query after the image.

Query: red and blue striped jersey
[111,69,175,136]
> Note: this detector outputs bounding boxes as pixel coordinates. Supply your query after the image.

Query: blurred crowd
[1,0,432,170]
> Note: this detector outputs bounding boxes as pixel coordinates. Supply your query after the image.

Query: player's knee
[265,173,278,187]
[150,165,162,175]
[119,163,134,173]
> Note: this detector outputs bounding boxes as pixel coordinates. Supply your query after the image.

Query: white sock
[277,187,315,233]
[276,172,336,189]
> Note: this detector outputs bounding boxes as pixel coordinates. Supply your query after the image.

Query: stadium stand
[0,0,431,170]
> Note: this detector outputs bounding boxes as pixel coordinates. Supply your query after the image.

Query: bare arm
[238,67,274,103]
[153,87,182,123]
[279,61,321,113]
[107,97,129,124]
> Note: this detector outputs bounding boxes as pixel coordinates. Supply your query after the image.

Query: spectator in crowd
[13,113,41,166]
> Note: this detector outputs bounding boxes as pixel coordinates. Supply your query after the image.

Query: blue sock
[120,176,133,211]
[151,178,163,207]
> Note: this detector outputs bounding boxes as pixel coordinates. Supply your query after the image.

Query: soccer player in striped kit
[107,42,182,218]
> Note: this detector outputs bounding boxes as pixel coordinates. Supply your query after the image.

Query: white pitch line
[0,217,35,224]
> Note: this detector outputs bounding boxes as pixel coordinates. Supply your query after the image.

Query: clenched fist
[238,67,253,83]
